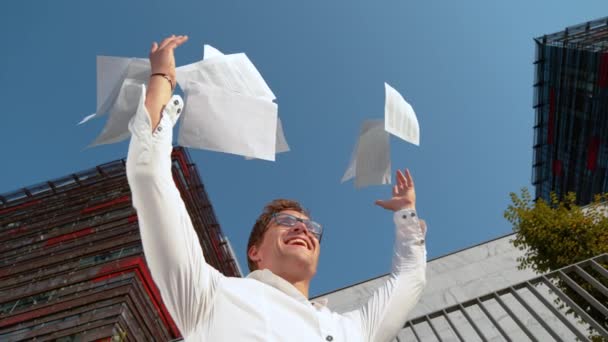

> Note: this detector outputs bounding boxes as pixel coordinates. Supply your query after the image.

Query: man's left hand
[375,169,416,212]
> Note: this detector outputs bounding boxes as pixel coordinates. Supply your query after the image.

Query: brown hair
[246,199,308,272]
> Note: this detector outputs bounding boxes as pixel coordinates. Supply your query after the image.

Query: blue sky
[1,1,606,296]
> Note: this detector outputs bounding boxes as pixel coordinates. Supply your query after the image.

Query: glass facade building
[0,147,240,341]
[533,17,608,204]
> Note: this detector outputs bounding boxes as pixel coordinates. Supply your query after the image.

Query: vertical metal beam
[407,321,422,342]
[542,276,608,338]
[556,271,608,317]
[573,265,608,298]
[442,309,465,342]
[425,315,443,342]
[475,298,511,342]
[524,282,589,342]
[493,293,536,341]
[590,260,608,280]
[509,287,563,341]
[458,304,488,342]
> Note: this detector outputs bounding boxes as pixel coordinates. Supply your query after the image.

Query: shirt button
[174,100,179,105]
[157,126,163,132]
[402,215,408,219]
[326,336,333,341]
[177,107,181,114]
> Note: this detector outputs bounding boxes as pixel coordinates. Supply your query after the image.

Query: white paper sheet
[79,56,149,128]
[384,82,420,146]
[176,45,285,160]
[96,56,132,120]
[90,79,142,146]
[244,117,289,160]
[203,44,224,59]
[80,56,151,147]
[174,45,222,89]
[275,117,290,154]
[341,120,391,188]
[178,82,278,161]
[176,46,275,101]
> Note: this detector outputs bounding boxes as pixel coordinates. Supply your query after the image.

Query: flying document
[341,120,391,188]
[175,45,288,161]
[384,82,420,145]
[341,83,419,188]
[78,56,150,147]
[179,82,278,161]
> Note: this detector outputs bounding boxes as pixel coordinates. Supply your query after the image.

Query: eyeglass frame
[269,213,323,243]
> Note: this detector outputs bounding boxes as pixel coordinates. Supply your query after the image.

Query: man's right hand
[149,35,188,87]
[145,34,188,130]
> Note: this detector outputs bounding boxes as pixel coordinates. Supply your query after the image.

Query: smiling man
[126,35,427,341]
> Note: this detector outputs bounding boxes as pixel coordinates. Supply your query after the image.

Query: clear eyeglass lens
[275,214,323,241]
[277,215,297,226]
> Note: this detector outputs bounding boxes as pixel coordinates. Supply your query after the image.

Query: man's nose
[290,222,307,234]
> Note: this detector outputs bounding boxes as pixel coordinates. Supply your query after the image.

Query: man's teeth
[288,239,308,248]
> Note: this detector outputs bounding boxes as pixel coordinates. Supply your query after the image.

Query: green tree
[504,188,608,341]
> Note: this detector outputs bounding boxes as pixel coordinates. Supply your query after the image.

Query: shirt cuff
[128,84,184,144]
[393,208,426,246]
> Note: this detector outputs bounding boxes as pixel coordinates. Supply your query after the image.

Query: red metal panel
[127,214,138,223]
[81,195,131,214]
[552,160,563,176]
[586,136,600,170]
[0,199,41,215]
[599,53,608,88]
[45,227,95,247]
[6,226,28,236]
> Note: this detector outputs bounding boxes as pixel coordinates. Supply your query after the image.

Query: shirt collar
[311,297,329,309]
[247,269,328,308]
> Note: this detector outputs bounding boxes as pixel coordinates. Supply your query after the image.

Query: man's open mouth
[285,237,311,250]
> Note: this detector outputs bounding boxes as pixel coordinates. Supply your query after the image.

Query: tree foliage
[505,188,608,273]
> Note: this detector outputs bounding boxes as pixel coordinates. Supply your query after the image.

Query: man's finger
[158,35,176,50]
[405,168,414,187]
[150,42,158,54]
[163,36,189,52]
[396,169,406,188]
[375,200,387,209]
[167,36,188,51]
[392,185,399,197]
[176,35,188,44]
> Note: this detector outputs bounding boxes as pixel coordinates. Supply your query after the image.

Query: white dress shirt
[126,85,427,342]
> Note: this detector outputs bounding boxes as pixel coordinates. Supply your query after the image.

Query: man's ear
[248,245,261,264]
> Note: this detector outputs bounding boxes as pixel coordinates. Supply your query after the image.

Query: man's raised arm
[126,35,223,337]
[344,169,427,342]
[145,35,187,130]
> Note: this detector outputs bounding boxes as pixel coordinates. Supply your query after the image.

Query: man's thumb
[375,200,386,208]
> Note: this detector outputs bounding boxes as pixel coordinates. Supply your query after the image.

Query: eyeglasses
[270,213,323,242]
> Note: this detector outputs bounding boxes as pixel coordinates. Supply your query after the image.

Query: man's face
[248,210,321,282]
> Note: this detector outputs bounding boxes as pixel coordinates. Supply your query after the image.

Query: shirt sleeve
[126,84,223,337]
[343,208,427,342]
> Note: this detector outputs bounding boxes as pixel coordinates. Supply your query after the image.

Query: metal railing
[399,254,608,342]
